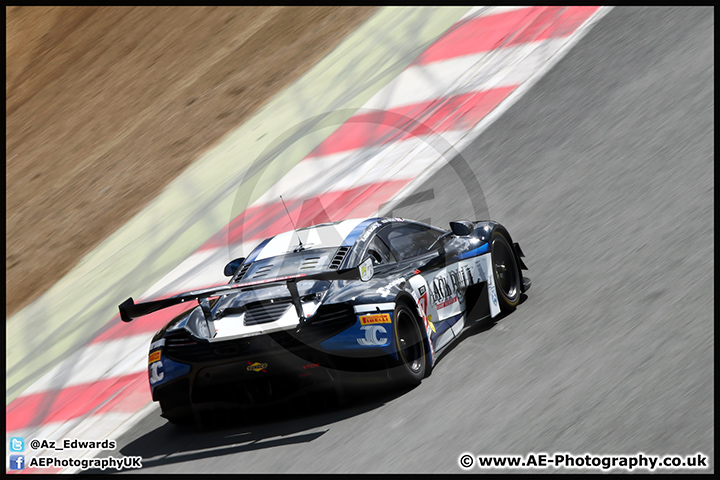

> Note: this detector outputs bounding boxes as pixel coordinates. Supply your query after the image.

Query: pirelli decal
[359,313,392,325]
[148,350,161,365]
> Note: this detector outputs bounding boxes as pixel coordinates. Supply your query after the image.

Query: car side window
[378,223,445,261]
[365,235,396,265]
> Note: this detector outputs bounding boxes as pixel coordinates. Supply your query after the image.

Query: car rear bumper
[154,332,394,409]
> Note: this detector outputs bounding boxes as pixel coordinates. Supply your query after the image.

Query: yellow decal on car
[359,313,392,325]
[148,351,161,365]
[247,362,268,372]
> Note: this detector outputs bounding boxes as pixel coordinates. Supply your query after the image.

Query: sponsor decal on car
[437,296,458,310]
[356,218,390,243]
[247,362,268,373]
[359,313,392,325]
[148,356,191,389]
[415,285,436,333]
[431,266,475,306]
[149,361,164,384]
[376,277,405,297]
[490,287,498,307]
[148,351,161,365]
[357,325,388,346]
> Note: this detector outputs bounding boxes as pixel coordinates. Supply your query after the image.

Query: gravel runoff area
[6,6,376,316]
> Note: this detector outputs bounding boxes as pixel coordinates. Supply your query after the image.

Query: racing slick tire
[491,230,521,312]
[391,303,426,387]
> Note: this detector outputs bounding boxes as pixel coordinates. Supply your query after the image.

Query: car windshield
[238,247,340,282]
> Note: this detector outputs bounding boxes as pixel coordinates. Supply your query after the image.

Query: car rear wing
[118,258,374,323]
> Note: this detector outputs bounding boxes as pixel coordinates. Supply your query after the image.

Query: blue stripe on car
[319,311,397,359]
[149,355,191,393]
[341,218,381,246]
[455,242,489,260]
[429,312,465,343]
[245,236,273,263]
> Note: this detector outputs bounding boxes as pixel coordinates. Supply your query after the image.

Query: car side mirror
[224,257,246,277]
[449,220,474,236]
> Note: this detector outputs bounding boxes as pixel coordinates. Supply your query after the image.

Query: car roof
[248,217,382,262]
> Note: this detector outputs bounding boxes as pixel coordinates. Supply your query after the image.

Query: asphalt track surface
[99,7,713,474]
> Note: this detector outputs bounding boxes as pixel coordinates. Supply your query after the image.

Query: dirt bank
[6,6,376,316]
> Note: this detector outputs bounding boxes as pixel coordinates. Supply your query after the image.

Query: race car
[119,217,530,425]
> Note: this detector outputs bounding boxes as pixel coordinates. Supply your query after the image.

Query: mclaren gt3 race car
[119,217,530,424]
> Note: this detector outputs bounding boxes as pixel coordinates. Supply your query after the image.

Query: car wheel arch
[394,292,433,378]
[487,225,523,311]
[488,225,523,276]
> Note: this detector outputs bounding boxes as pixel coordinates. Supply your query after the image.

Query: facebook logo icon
[9,454,25,470]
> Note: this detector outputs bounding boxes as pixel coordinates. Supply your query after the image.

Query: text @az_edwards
[28,438,116,451]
